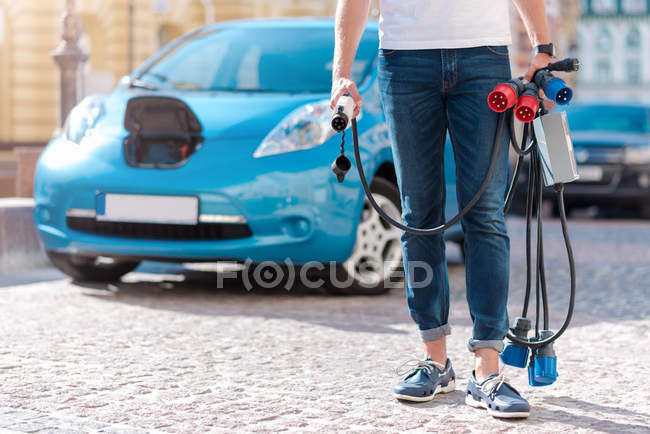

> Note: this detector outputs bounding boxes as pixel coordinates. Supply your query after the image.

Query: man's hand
[330,76,363,117]
[524,52,553,83]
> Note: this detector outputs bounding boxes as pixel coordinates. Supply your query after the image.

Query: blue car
[34,18,462,294]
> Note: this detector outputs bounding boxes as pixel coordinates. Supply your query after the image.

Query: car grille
[67,216,252,241]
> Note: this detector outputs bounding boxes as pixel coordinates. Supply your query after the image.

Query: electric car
[33,18,462,294]
[512,102,650,218]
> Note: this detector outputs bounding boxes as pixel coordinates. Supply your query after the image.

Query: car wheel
[46,251,141,282]
[326,177,403,296]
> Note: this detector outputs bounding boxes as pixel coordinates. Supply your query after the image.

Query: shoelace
[481,372,508,397]
[395,357,446,379]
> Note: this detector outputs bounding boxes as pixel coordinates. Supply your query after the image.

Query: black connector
[545,58,580,73]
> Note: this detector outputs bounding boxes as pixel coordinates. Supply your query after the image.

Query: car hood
[97,89,328,141]
[571,130,650,148]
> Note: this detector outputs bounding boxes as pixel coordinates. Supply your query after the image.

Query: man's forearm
[512,0,551,47]
[333,0,371,80]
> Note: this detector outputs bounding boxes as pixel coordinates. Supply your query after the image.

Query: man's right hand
[330,76,363,118]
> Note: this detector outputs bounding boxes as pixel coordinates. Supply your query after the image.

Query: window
[592,0,618,14]
[596,27,613,52]
[597,60,612,83]
[627,59,642,83]
[139,27,379,93]
[580,0,589,14]
[622,0,646,14]
[626,26,641,50]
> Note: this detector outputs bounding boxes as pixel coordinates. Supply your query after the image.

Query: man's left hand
[524,53,553,83]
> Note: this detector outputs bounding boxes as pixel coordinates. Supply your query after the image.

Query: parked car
[512,102,650,218]
[34,18,463,295]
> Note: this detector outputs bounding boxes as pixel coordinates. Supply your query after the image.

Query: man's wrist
[532,42,555,58]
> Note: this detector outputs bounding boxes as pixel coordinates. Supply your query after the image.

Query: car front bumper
[515,162,650,208]
[33,136,376,264]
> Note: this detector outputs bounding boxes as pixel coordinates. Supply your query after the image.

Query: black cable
[503,121,530,215]
[521,149,535,318]
[508,111,535,156]
[507,180,577,349]
[350,113,504,235]
[533,152,541,337]
[536,154,550,331]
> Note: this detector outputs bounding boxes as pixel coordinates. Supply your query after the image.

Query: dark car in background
[513,102,650,218]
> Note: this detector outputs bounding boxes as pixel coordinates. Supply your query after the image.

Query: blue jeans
[377,46,512,353]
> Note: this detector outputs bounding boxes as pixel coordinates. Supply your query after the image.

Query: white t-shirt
[379,0,512,49]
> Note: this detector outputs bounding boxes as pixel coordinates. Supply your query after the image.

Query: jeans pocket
[378,49,398,58]
[484,45,509,57]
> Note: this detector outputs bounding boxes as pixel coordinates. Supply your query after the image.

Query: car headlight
[254,99,360,158]
[623,146,650,164]
[62,94,106,144]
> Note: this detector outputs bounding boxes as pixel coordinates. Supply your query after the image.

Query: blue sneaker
[465,371,530,418]
[394,358,456,402]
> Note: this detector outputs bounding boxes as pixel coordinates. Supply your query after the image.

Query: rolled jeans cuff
[419,324,452,342]
[467,338,505,353]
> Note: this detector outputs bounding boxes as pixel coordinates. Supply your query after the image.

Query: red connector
[488,83,519,112]
[487,79,524,113]
[514,95,539,123]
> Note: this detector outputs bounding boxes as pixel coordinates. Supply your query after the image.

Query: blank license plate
[97,194,199,225]
[578,165,604,182]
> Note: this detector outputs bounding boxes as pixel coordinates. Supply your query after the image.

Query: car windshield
[564,105,650,134]
[136,26,378,93]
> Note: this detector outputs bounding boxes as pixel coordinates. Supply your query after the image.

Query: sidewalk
[0,218,648,432]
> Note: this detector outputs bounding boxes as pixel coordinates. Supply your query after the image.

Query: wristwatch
[533,43,556,58]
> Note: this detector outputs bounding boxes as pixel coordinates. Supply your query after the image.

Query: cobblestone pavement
[0,217,649,432]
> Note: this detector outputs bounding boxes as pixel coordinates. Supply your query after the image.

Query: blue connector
[534,356,558,385]
[501,343,529,368]
[528,330,558,387]
[533,70,573,106]
[544,77,573,105]
[500,317,532,368]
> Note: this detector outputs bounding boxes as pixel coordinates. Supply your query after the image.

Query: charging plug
[488,78,525,112]
[331,95,356,132]
[534,70,573,106]
[331,154,351,183]
[546,58,580,73]
[514,83,540,123]
[528,330,558,387]
[500,317,532,368]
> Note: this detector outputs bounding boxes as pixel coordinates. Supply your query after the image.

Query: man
[331,1,554,419]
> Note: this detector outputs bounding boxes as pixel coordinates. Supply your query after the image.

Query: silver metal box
[532,111,579,186]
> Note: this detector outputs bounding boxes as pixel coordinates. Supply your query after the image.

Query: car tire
[325,177,403,296]
[46,251,141,282]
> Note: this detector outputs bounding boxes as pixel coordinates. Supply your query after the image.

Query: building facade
[575,0,650,100]
[0,0,347,149]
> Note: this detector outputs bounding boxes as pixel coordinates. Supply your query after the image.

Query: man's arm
[512,0,552,82]
[330,0,371,116]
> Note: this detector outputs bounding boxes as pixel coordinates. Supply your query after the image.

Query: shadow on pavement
[73,264,424,335]
[526,396,650,433]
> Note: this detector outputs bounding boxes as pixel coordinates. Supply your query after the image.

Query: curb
[0,198,48,276]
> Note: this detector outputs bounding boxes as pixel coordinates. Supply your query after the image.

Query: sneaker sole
[464,394,530,419]
[394,379,456,402]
